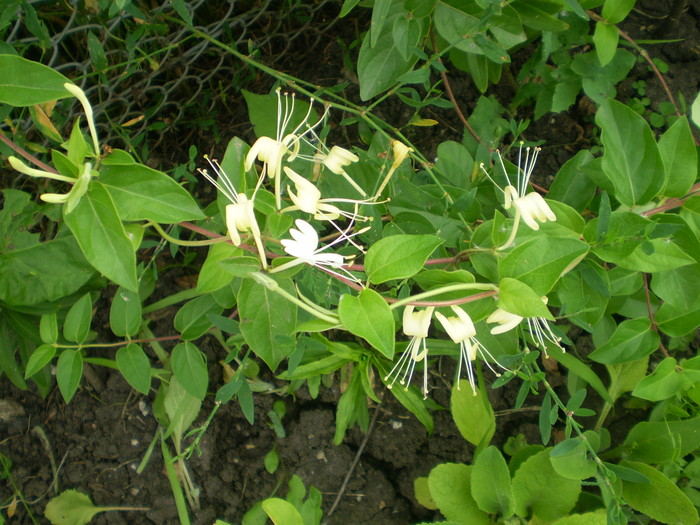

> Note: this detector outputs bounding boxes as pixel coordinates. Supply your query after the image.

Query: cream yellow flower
[385,306,435,398]
[435,306,508,395]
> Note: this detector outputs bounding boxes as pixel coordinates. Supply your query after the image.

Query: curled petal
[486,308,523,335]
[225,196,257,245]
[391,140,413,170]
[434,306,476,344]
[403,305,433,338]
[285,167,322,214]
[40,192,70,204]
[8,156,76,183]
[512,192,556,230]
[323,146,359,175]
[64,83,99,156]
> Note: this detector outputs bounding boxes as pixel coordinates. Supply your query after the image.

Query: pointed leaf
[339,289,394,358]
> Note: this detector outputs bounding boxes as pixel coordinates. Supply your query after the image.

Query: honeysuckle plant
[3,5,700,520]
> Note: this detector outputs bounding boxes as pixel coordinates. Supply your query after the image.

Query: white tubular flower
[317,145,366,196]
[391,139,413,170]
[198,156,267,269]
[486,297,564,357]
[64,83,100,156]
[385,306,435,399]
[271,219,363,284]
[8,156,76,183]
[498,145,555,231]
[244,88,328,209]
[486,308,523,335]
[435,306,508,395]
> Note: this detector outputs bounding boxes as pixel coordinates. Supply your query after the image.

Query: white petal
[486,308,523,334]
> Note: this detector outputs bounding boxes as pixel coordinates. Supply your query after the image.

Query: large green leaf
[0,236,94,306]
[511,449,580,521]
[109,286,142,337]
[588,318,659,364]
[365,234,442,284]
[622,417,700,463]
[658,116,697,198]
[237,277,297,371]
[171,342,208,400]
[471,446,515,517]
[499,236,588,295]
[338,289,395,358]
[621,460,699,525]
[56,349,83,403]
[115,343,151,395]
[357,13,419,100]
[0,55,71,105]
[596,98,665,207]
[451,383,495,447]
[63,181,138,291]
[99,164,204,223]
[428,463,490,525]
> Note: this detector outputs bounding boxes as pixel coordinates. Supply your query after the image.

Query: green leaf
[56,349,83,403]
[623,417,700,463]
[657,302,700,337]
[0,55,71,106]
[434,3,480,53]
[588,318,659,364]
[651,264,700,311]
[632,357,683,401]
[242,90,316,141]
[596,98,665,207]
[173,294,222,340]
[365,234,442,284]
[549,438,597,480]
[99,164,204,223]
[606,357,649,402]
[511,449,581,521]
[63,293,93,344]
[0,235,95,306]
[371,0,393,47]
[384,376,434,433]
[115,343,151,395]
[551,510,607,525]
[546,345,613,404]
[44,489,110,525]
[358,18,419,100]
[621,460,699,525]
[471,446,515,517]
[25,344,56,379]
[63,181,138,291]
[593,21,619,66]
[171,342,208,401]
[262,498,304,525]
[163,376,202,446]
[497,278,553,319]
[602,0,635,23]
[238,277,297,371]
[86,32,107,73]
[658,117,697,197]
[548,151,597,212]
[451,383,495,447]
[109,286,142,337]
[338,289,394,358]
[572,49,635,104]
[40,313,58,344]
[428,463,490,525]
[499,236,589,295]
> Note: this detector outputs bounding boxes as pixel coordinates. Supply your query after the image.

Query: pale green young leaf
[593,22,618,66]
[606,356,649,402]
[171,342,208,400]
[44,490,107,525]
[163,377,202,447]
[451,383,495,447]
[338,289,394,358]
[471,446,515,516]
[602,0,635,23]
[262,498,304,525]
[115,343,151,395]
[428,463,490,525]
[622,417,700,463]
